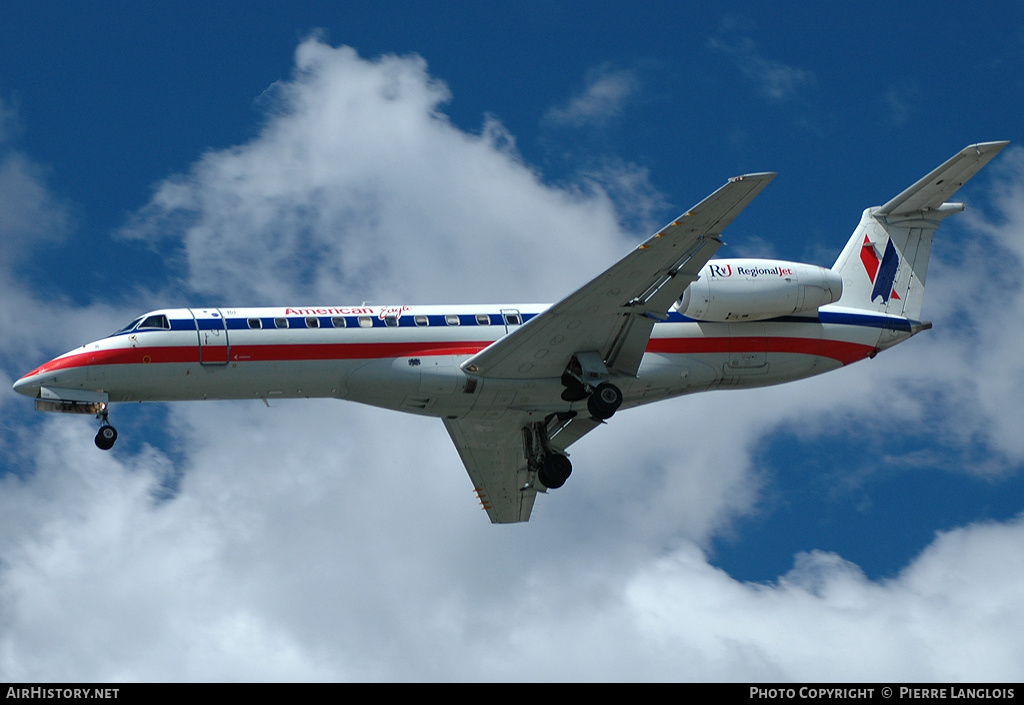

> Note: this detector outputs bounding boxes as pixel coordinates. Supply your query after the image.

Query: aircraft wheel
[95,425,118,451]
[587,383,623,420]
[538,453,572,489]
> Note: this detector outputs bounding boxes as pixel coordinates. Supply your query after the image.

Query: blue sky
[2,2,1024,681]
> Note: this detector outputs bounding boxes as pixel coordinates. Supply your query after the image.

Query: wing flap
[462,172,775,380]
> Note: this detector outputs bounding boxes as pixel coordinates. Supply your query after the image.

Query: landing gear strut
[94,407,118,451]
[523,420,573,489]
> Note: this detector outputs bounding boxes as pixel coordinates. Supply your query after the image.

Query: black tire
[587,383,623,420]
[538,453,572,489]
[95,425,117,451]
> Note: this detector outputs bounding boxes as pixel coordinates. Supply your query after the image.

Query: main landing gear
[587,382,623,421]
[539,453,572,489]
[524,420,573,489]
[94,406,118,451]
[521,376,619,491]
[527,355,625,491]
[560,353,623,421]
[537,382,621,488]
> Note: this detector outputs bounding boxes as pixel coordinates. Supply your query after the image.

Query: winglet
[878,141,1009,216]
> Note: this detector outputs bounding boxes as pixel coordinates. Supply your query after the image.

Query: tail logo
[860,236,901,303]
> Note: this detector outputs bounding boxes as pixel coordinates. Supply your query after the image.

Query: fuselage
[10,143,999,522]
[12,303,921,419]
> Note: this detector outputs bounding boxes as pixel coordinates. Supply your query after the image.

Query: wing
[444,413,602,523]
[446,172,775,523]
[461,172,776,380]
[878,141,1009,216]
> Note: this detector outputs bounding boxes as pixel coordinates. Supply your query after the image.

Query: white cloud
[0,153,70,265]
[121,41,629,307]
[1,42,1023,681]
[574,160,670,236]
[3,415,1021,680]
[545,67,640,127]
[619,520,1024,681]
[708,35,815,103]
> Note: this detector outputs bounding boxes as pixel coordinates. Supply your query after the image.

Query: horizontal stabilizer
[831,140,1008,320]
[878,141,1008,216]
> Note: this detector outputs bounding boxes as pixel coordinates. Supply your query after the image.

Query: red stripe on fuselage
[24,341,495,376]
[26,335,875,378]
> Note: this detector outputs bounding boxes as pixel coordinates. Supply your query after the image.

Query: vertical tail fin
[830,204,952,320]
[831,141,1008,319]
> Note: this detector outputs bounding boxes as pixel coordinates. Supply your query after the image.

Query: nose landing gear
[94,406,118,451]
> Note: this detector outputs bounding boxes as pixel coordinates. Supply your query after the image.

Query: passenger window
[505,313,522,325]
[248,318,262,329]
[358,316,373,328]
[384,315,399,327]
[445,314,460,326]
[414,315,429,327]
[331,317,347,328]
[139,314,170,330]
[275,318,289,329]
[305,317,320,328]
[476,314,491,325]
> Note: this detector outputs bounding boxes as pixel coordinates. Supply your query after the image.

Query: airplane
[13,141,1008,523]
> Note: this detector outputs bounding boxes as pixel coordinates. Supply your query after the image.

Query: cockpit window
[138,314,171,330]
[113,317,144,335]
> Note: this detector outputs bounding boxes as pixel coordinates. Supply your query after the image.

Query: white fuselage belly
[19,305,902,417]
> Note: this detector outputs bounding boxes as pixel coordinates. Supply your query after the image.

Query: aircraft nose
[12,372,41,398]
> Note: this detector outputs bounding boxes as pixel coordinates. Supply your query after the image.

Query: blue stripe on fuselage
[105,308,913,338]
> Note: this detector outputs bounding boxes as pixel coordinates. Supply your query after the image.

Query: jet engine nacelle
[678,259,843,322]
